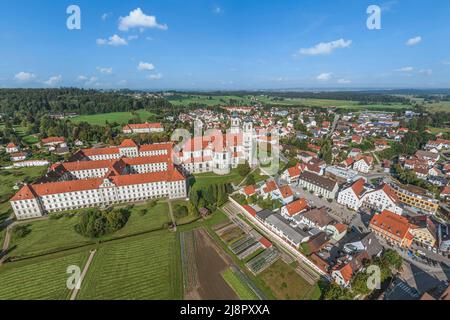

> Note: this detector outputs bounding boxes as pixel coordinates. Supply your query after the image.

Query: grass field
[71,109,156,126]
[0,124,39,145]
[0,167,47,224]
[168,95,255,107]
[77,231,182,300]
[7,201,171,259]
[0,251,88,300]
[221,268,259,300]
[259,260,321,300]
[191,169,244,189]
[428,127,450,134]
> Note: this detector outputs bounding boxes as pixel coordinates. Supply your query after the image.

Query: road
[327,114,340,138]
[70,249,97,300]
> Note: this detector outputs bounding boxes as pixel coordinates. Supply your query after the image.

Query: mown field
[76,231,182,300]
[7,201,171,259]
[70,109,156,126]
[222,268,259,300]
[0,251,88,300]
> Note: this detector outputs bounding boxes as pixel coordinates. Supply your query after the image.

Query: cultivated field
[71,110,156,126]
[167,95,255,107]
[183,228,239,300]
[76,231,182,300]
[0,251,88,300]
[7,202,171,259]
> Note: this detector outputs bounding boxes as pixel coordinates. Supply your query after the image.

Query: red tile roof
[285,199,309,216]
[370,210,413,240]
[279,185,294,199]
[123,122,163,130]
[263,180,278,193]
[337,263,353,284]
[243,185,257,196]
[243,205,257,217]
[351,178,366,198]
[259,237,273,249]
[119,139,138,148]
[41,137,65,144]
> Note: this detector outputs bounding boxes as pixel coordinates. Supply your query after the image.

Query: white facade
[353,159,371,174]
[361,187,403,215]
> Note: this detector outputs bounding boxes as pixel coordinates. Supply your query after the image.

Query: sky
[1,0,450,90]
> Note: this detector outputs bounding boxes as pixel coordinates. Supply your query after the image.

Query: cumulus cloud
[97,67,113,74]
[119,8,168,32]
[147,73,163,80]
[138,62,155,71]
[76,75,88,82]
[299,39,352,56]
[406,36,422,46]
[14,72,36,82]
[97,34,128,47]
[44,75,62,86]
[396,66,414,72]
[101,13,112,21]
[317,73,332,81]
[337,78,351,84]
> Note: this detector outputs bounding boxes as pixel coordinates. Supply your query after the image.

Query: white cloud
[396,66,414,72]
[101,13,112,21]
[337,78,351,84]
[119,8,168,32]
[317,73,332,81]
[85,77,99,87]
[14,72,36,82]
[44,75,62,86]
[97,34,128,47]
[406,36,422,46]
[299,39,352,56]
[147,73,163,80]
[76,75,88,82]
[128,35,139,41]
[419,69,433,75]
[97,67,113,74]
[442,60,450,65]
[138,62,155,71]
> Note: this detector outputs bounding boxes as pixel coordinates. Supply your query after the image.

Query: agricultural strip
[76,230,182,300]
[0,251,88,300]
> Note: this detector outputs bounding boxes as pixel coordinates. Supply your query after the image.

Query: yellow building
[389,183,439,215]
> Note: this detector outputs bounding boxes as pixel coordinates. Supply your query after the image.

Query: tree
[245,174,256,186]
[237,162,251,177]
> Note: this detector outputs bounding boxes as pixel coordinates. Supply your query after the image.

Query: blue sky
[1,0,450,90]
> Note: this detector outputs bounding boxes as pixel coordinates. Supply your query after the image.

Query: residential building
[298,171,339,199]
[337,178,370,211]
[369,210,415,248]
[389,183,439,215]
[6,142,19,154]
[280,198,309,220]
[361,184,403,215]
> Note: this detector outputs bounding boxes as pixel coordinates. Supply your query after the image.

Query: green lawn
[222,268,259,300]
[7,202,171,259]
[71,109,156,126]
[191,169,244,189]
[0,251,88,300]
[0,124,39,145]
[428,127,450,134]
[77,231,182,300]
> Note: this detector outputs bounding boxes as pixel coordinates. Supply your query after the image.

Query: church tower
[243,118,255,166]
[230,112,241,134]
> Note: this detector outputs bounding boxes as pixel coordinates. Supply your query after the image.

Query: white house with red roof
[5,142,19,154]
[352,155,374,174]
[280,198,309,220]
[361,184,403,215]
[122,122,164,134]
[337,178,370,211]
[331,262,353,288]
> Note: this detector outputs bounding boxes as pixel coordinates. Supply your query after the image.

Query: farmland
[7,201,171,259]
[221,268,259,300]
[259,260,321,300]
[167,95,255,107]
[70,109,156,126]
[0,251,88,300]
[77,231,182,300]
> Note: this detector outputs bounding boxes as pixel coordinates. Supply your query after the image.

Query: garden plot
[246,248,280,275]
